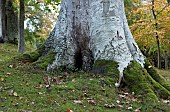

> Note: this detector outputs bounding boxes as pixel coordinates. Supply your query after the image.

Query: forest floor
[0,43,170,112]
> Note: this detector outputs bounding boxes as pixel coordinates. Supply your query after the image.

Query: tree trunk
[0,0,5,43]
[0,0,3,42]
[151,0,161,69]
[45,0,144,72]
[18,0,25,53]
[6,0,18,43]
[164,51,169,70]
[31,0,170,101]
[2,0,6,42]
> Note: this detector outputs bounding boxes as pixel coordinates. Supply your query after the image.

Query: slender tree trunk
[18,0,25,53]
[2,0,6,42]
[164,51,169,70]
[151,0,161,69]
[0,0,3,42]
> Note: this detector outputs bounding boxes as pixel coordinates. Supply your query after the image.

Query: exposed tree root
[124,60,170,102]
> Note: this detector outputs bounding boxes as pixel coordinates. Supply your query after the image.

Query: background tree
[0,0,6,43]
[129,0,170,69]
[0,0,3,42]
[6,0,18,43]
[18,0,25,53]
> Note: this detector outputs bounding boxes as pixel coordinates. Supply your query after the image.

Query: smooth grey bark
[18,0,25,53]
[45,0,145,85]
[6,0,18,43]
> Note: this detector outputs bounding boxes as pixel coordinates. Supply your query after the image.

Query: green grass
[0,43,170,112]
[157,69,170,82]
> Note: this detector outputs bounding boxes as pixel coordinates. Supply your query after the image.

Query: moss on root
[144,59,170,91]
[21,44,45,62]
[91,60,120,86]
[124,61,170,102]
[92,60,119,77]
[32,51,56,69]
[22,51,41,62]
[20,44,56,69]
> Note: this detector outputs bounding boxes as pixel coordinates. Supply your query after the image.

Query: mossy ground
[1,43,170,112]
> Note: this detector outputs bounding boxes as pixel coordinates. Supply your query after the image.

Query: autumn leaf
[0,77,5,82]
[67,108,73,112]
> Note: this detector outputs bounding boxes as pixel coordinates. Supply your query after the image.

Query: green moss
[36,43,45,55]
[20,43,45,62]
[145,59,170,91]
[124,61,170,102]
[32,51,56,69]
[146,72,170,99]
[22,51,41,62]
[92,60,119,77]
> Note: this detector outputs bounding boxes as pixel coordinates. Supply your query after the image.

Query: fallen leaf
[88,100,96,106]
[0,77,5,82]
[134,107,141,112]
[9,65,13,68]
[67,108,73,112]
[73,100,82,104]
[9,90,14,96]
[38,92,43,95]
[83,93,88,97]
[6,72,11,75]
[116,100,120,104]
[127,106,133,110]
[18,96,23,100]
[13,92,18,96]
[104,103,115,108]
[119,94,126,98]
[26,81,29,85]
[162,99,170,103]
[12,101,19,106]
[117,104,124,108]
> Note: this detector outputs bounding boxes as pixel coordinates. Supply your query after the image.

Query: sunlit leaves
[128,0,170,52]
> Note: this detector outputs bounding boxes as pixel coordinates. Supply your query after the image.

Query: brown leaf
[18,96,23,100]
[88,100,96,106]
[26,81,29,86]
[67,108,73,112]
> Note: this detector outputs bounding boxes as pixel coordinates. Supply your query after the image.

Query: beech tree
[26,0,170,101]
